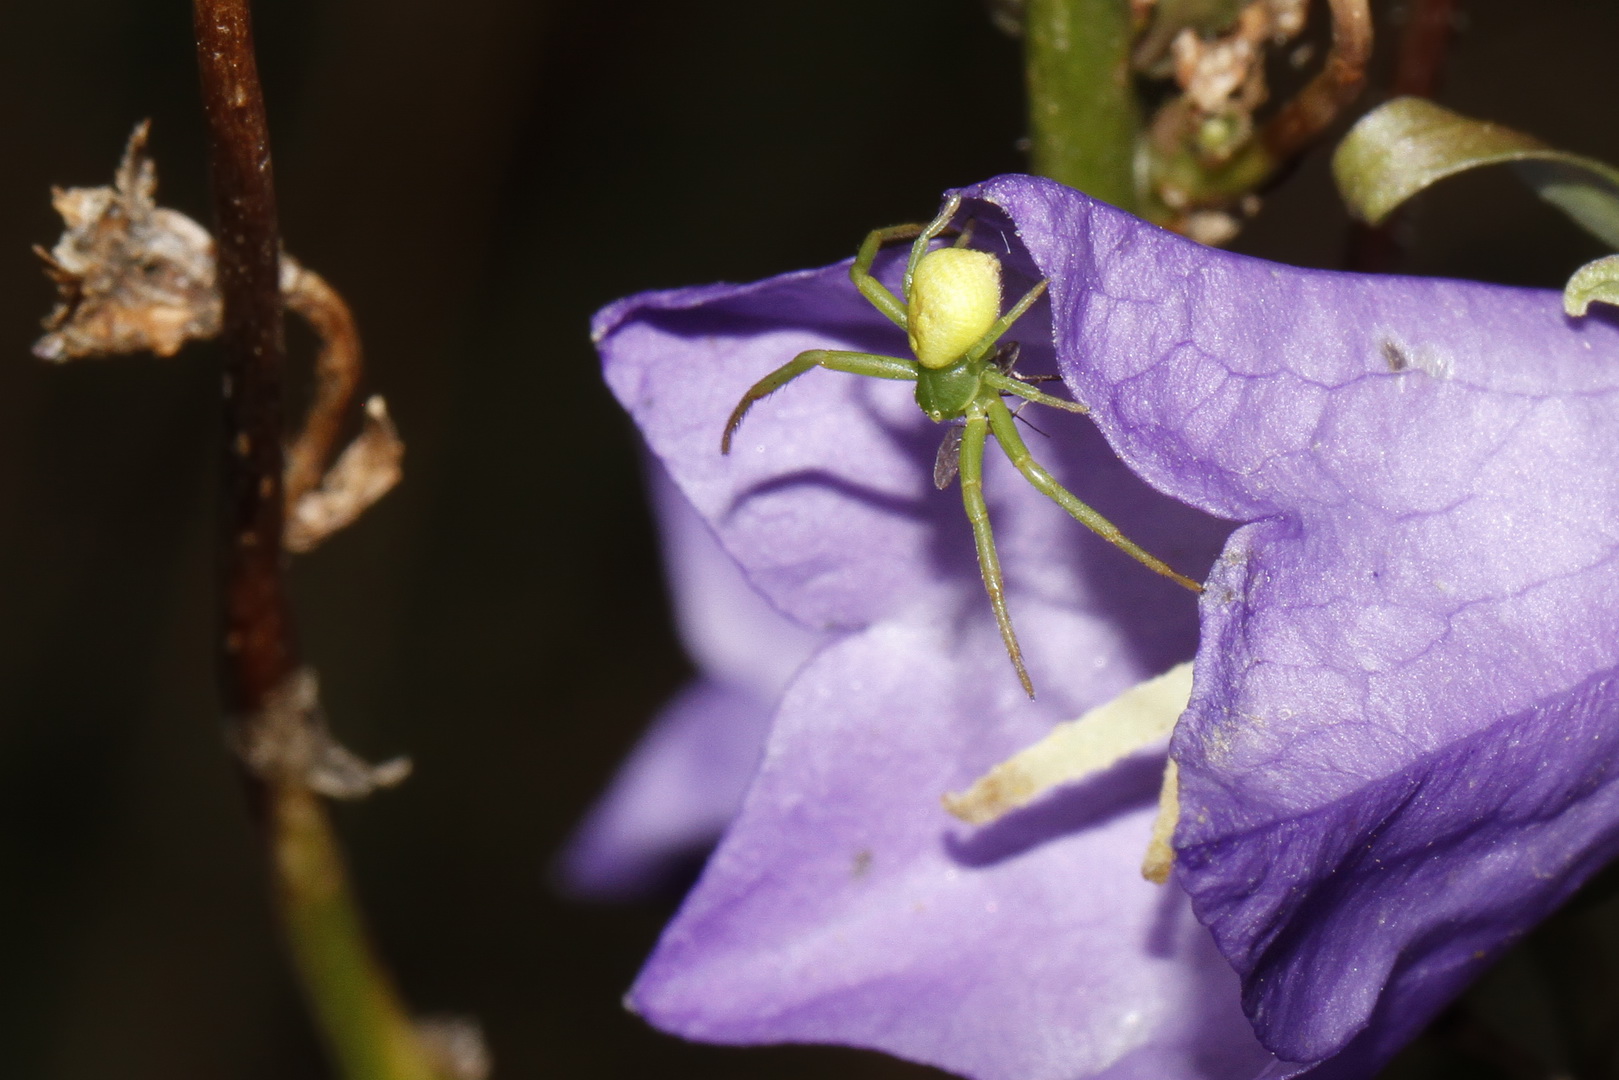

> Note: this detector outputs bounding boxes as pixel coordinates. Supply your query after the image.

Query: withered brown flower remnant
[34,121,219,361]
[33,122,402,555]
[284,396,404,554]
[1136,0,1371,243]
[231,668,413,800]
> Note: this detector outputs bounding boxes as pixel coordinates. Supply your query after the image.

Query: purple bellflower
[574,173,1619,1079]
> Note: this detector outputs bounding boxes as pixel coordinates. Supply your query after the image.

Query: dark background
[0,1,1613,1077]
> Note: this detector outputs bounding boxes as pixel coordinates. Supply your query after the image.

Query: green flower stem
[273,783,440,1080]
[1024,0,1140,210]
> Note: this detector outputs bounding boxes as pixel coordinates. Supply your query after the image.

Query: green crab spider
[721,195,1202,697]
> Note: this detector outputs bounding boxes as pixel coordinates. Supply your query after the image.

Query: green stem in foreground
[1023,0,1140,210]
[274,784,439,1080]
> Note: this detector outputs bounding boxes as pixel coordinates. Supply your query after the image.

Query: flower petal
[599,241,1261,1074]
[562,677,778,899]
[967,173,1619,1065]
[632,603,1273,1080]
[596,264,942,630]
[561,467,825,898]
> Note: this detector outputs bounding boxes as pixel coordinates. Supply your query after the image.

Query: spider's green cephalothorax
[720,194,1202,698]
[914,356,982,422]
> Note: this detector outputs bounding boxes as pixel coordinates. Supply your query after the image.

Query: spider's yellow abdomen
[907,247,1001,369]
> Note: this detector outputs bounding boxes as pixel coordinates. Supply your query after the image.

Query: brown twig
[1260,0,1373,162]
[191,4,454,1078]
[194,0,296,717]
[1391,0,1459,98]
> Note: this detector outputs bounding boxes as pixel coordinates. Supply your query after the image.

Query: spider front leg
[985,398,1203,593]
[851,226,924,329]
[721,349,918,453]
[849,194,965,327]
[959,402,1035,698]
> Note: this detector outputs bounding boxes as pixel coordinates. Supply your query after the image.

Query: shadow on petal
[944,752,1163,868]
[727,469,930,527]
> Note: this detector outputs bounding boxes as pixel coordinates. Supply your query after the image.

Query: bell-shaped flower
[574,173,1619,1079]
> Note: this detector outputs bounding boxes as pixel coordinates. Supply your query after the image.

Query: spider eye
[907,248,1001,369]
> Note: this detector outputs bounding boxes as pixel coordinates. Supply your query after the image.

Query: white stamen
[1140,759,1180,884]
[943,662,1193,825]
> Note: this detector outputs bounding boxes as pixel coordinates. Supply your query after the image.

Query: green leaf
[1332,97,1619,250]
[1564,255,1619,317]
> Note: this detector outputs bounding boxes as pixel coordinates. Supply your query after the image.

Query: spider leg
[982,369,1090,415]
[721,349,918,453]
[964,279,1049,364]
[1009,402,1049,440]
[851,194,967,328]
[986,398,1203,593]
[852,225,925,329]
[903,193,963,297]
[960,403,1035,698]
